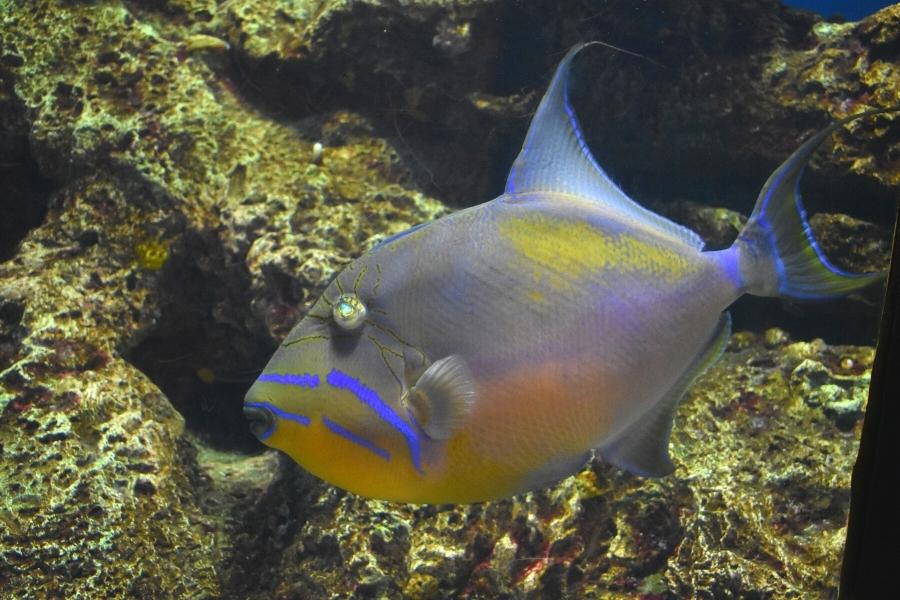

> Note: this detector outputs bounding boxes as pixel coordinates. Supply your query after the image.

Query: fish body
[244,43,888,503]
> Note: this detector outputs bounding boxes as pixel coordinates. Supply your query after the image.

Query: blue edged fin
[735,109,898,299]
[598,312,731,477]
[504,42,705,250]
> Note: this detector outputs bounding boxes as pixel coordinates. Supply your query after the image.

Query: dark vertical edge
[839,199,900,599]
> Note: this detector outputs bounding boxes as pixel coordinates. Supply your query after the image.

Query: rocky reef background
[1,0,898,598]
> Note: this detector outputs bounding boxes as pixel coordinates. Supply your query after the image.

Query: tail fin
[733,109,896,299]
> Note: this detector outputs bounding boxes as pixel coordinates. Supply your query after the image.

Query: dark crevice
[0,87,56,263]
[125,231,276,454]
[0,297,26,374]
[731,293,886,346]
[221,458,319,598]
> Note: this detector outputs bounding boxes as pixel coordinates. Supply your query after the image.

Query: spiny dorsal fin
[406,355,476,440]
[504,43,704,250]
[598,312,731,476]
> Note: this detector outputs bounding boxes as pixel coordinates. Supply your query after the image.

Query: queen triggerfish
[243,42,891,503]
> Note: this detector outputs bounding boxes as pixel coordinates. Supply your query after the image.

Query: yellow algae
[134,236,170,271]
[182,34,230,54]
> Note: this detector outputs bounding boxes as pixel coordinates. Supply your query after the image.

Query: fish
[243,42,891,504]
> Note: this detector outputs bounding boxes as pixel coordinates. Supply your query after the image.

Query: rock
[809,212,893,274]
[0,176,221,597]
[764,327,791,348]
[790,350,872,428]
[1,0,897,598]
[652,200,748,250]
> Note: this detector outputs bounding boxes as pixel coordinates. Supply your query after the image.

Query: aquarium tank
[1,0,899,598]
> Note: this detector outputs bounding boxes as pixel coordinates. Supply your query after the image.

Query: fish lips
[243,404,276,439]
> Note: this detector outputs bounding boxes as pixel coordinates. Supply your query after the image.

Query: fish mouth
[243,404,275,439]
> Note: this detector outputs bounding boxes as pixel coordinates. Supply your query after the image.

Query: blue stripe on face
[245,401,310,441]
[325,368,423,474]
[322,416,391,461]
[259,372,320,388]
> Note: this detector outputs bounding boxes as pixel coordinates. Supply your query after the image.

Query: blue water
[782,0,894,20]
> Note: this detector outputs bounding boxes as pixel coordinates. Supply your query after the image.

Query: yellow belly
[269,359,622,504]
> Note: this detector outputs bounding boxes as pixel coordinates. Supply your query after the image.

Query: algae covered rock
[1,0,444,596]
[1,0,898,598]
[0,176,221,597]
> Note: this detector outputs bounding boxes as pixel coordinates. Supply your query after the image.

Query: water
[782,0,895,20]
[1,1,897,598]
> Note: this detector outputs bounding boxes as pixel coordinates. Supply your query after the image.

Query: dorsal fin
[504,43,704,250]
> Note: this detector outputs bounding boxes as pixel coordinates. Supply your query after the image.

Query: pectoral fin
[406,355,476,440]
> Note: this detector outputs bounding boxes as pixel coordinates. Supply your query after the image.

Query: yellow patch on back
[498,213,698,289]
[528,289,545,303]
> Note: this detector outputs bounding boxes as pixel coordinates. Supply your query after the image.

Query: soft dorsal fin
[504,43,704,250]
[598,312,731,476]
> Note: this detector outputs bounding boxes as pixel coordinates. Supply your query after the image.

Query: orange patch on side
[438,359,628,498]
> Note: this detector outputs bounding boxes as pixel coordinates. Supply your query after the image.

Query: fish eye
[333,293,367,331]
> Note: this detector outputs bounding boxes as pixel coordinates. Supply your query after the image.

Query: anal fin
[598,312,732,477]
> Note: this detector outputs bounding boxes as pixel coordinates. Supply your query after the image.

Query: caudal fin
[734,109,896,299]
